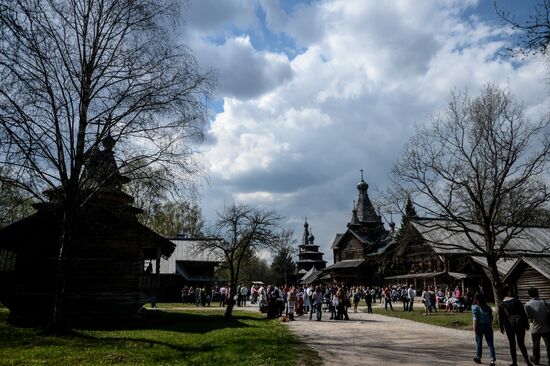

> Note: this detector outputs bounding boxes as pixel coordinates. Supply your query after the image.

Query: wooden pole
[155,247,161,306]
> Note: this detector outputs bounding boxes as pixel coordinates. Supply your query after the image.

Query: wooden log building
[320,172,550,298]
[297,218,326,276]
[323,171,396,285]
[154,237,221,302]
[393,219,550,299]
[0,136,175,325]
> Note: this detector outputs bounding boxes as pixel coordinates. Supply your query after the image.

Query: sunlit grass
[368,303,474,329]
[0,306,316,365]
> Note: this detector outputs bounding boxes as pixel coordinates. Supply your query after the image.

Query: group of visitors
[180,285,211,306]
[180,284,256,307]
[253,283,358,321]
[181,281,549,366]
[473,287,550,366]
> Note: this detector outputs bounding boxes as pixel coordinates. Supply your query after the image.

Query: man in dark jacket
[499,287,533,366]
[525,287,550,366]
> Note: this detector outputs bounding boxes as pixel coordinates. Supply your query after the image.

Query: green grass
[369,304,473,329]
[0,306,317,366]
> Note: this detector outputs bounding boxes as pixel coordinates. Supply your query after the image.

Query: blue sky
[180,0,548,262]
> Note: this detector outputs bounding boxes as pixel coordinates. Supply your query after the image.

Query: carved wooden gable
[338,232,365,261]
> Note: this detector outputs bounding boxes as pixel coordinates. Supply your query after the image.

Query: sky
[178,0,549,263]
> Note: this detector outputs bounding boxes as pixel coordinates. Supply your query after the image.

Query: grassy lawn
[369,304,474,330]
[0,306,316,366]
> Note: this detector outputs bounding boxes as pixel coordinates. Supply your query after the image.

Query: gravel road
[286,308,547,366]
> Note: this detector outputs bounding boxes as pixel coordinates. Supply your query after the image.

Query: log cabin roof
[135,224,175,258]
[365,233,396,256]
[297,259,327,264]
[331,226,395,257]
[159,238,221,274]
[299,266,322,284]
[385,271,482,280]
[331,233,344,249]
[299,250,326,256]
[411,219,550,257]
[0,208,175,258]
[471,257,518,277]
[503,257,550,282]
[324,259,365,270]
[385,271,446,280]
[347,228,375,245]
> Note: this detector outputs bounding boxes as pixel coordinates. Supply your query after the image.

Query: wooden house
[504,257,550,302]
[0,136,175,325]
[392,219,550,298]
[154,237,221,301]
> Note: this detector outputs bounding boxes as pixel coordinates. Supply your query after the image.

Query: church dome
[357,169,369,191]
[357,179,368,191]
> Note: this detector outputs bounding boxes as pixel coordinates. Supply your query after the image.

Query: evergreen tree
[271,247,296,285]
[396,196,418,243]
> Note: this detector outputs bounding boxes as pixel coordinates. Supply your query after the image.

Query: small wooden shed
[504,257,550,302]
[155,238,221,301]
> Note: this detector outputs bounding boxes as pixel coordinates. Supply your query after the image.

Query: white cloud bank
[185,0,549,262]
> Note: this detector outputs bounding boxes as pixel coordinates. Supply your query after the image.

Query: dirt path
[286,308,547,366]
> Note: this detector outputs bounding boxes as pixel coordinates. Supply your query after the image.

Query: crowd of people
[254,283,359,321]
[180,284,259,307]
[180,286,212,306]
[179,282,549,366]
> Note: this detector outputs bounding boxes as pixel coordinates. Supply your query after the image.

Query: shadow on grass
[77,309,257,334]
[0,309,250,355]
[75,331,216,356]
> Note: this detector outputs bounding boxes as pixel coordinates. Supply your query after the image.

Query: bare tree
[0,0,213,331]
[197,203,281,319]
[391,84,550,306]
[495,0,550,57]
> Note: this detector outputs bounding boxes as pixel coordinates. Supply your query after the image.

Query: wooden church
[325,171,396,284]
[0,135,175,326]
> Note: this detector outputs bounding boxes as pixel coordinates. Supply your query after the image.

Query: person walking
[422,287,431,316]
[384,287,394,311]
[365,288,373,314]
[337,285,350,320]
[401,287,409,311]
[288,287,297,321]
[330,288,338,319]
[240,284,248,307]
[304,286,312,314]
[499,287,533,366]
[407,285,415,312]
[472,292,496,366]
[314,286,323,321]
[525,287,550,366]
[219,285,227,307]
[353,287,361,313]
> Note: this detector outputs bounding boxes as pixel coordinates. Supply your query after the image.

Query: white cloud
[189,35,293,99]
[184,0,258,34]
[195,0,549,263]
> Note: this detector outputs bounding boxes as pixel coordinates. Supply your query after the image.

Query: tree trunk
[47,205,73,334]
[485,256,505,315]
[225,281,236,319]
